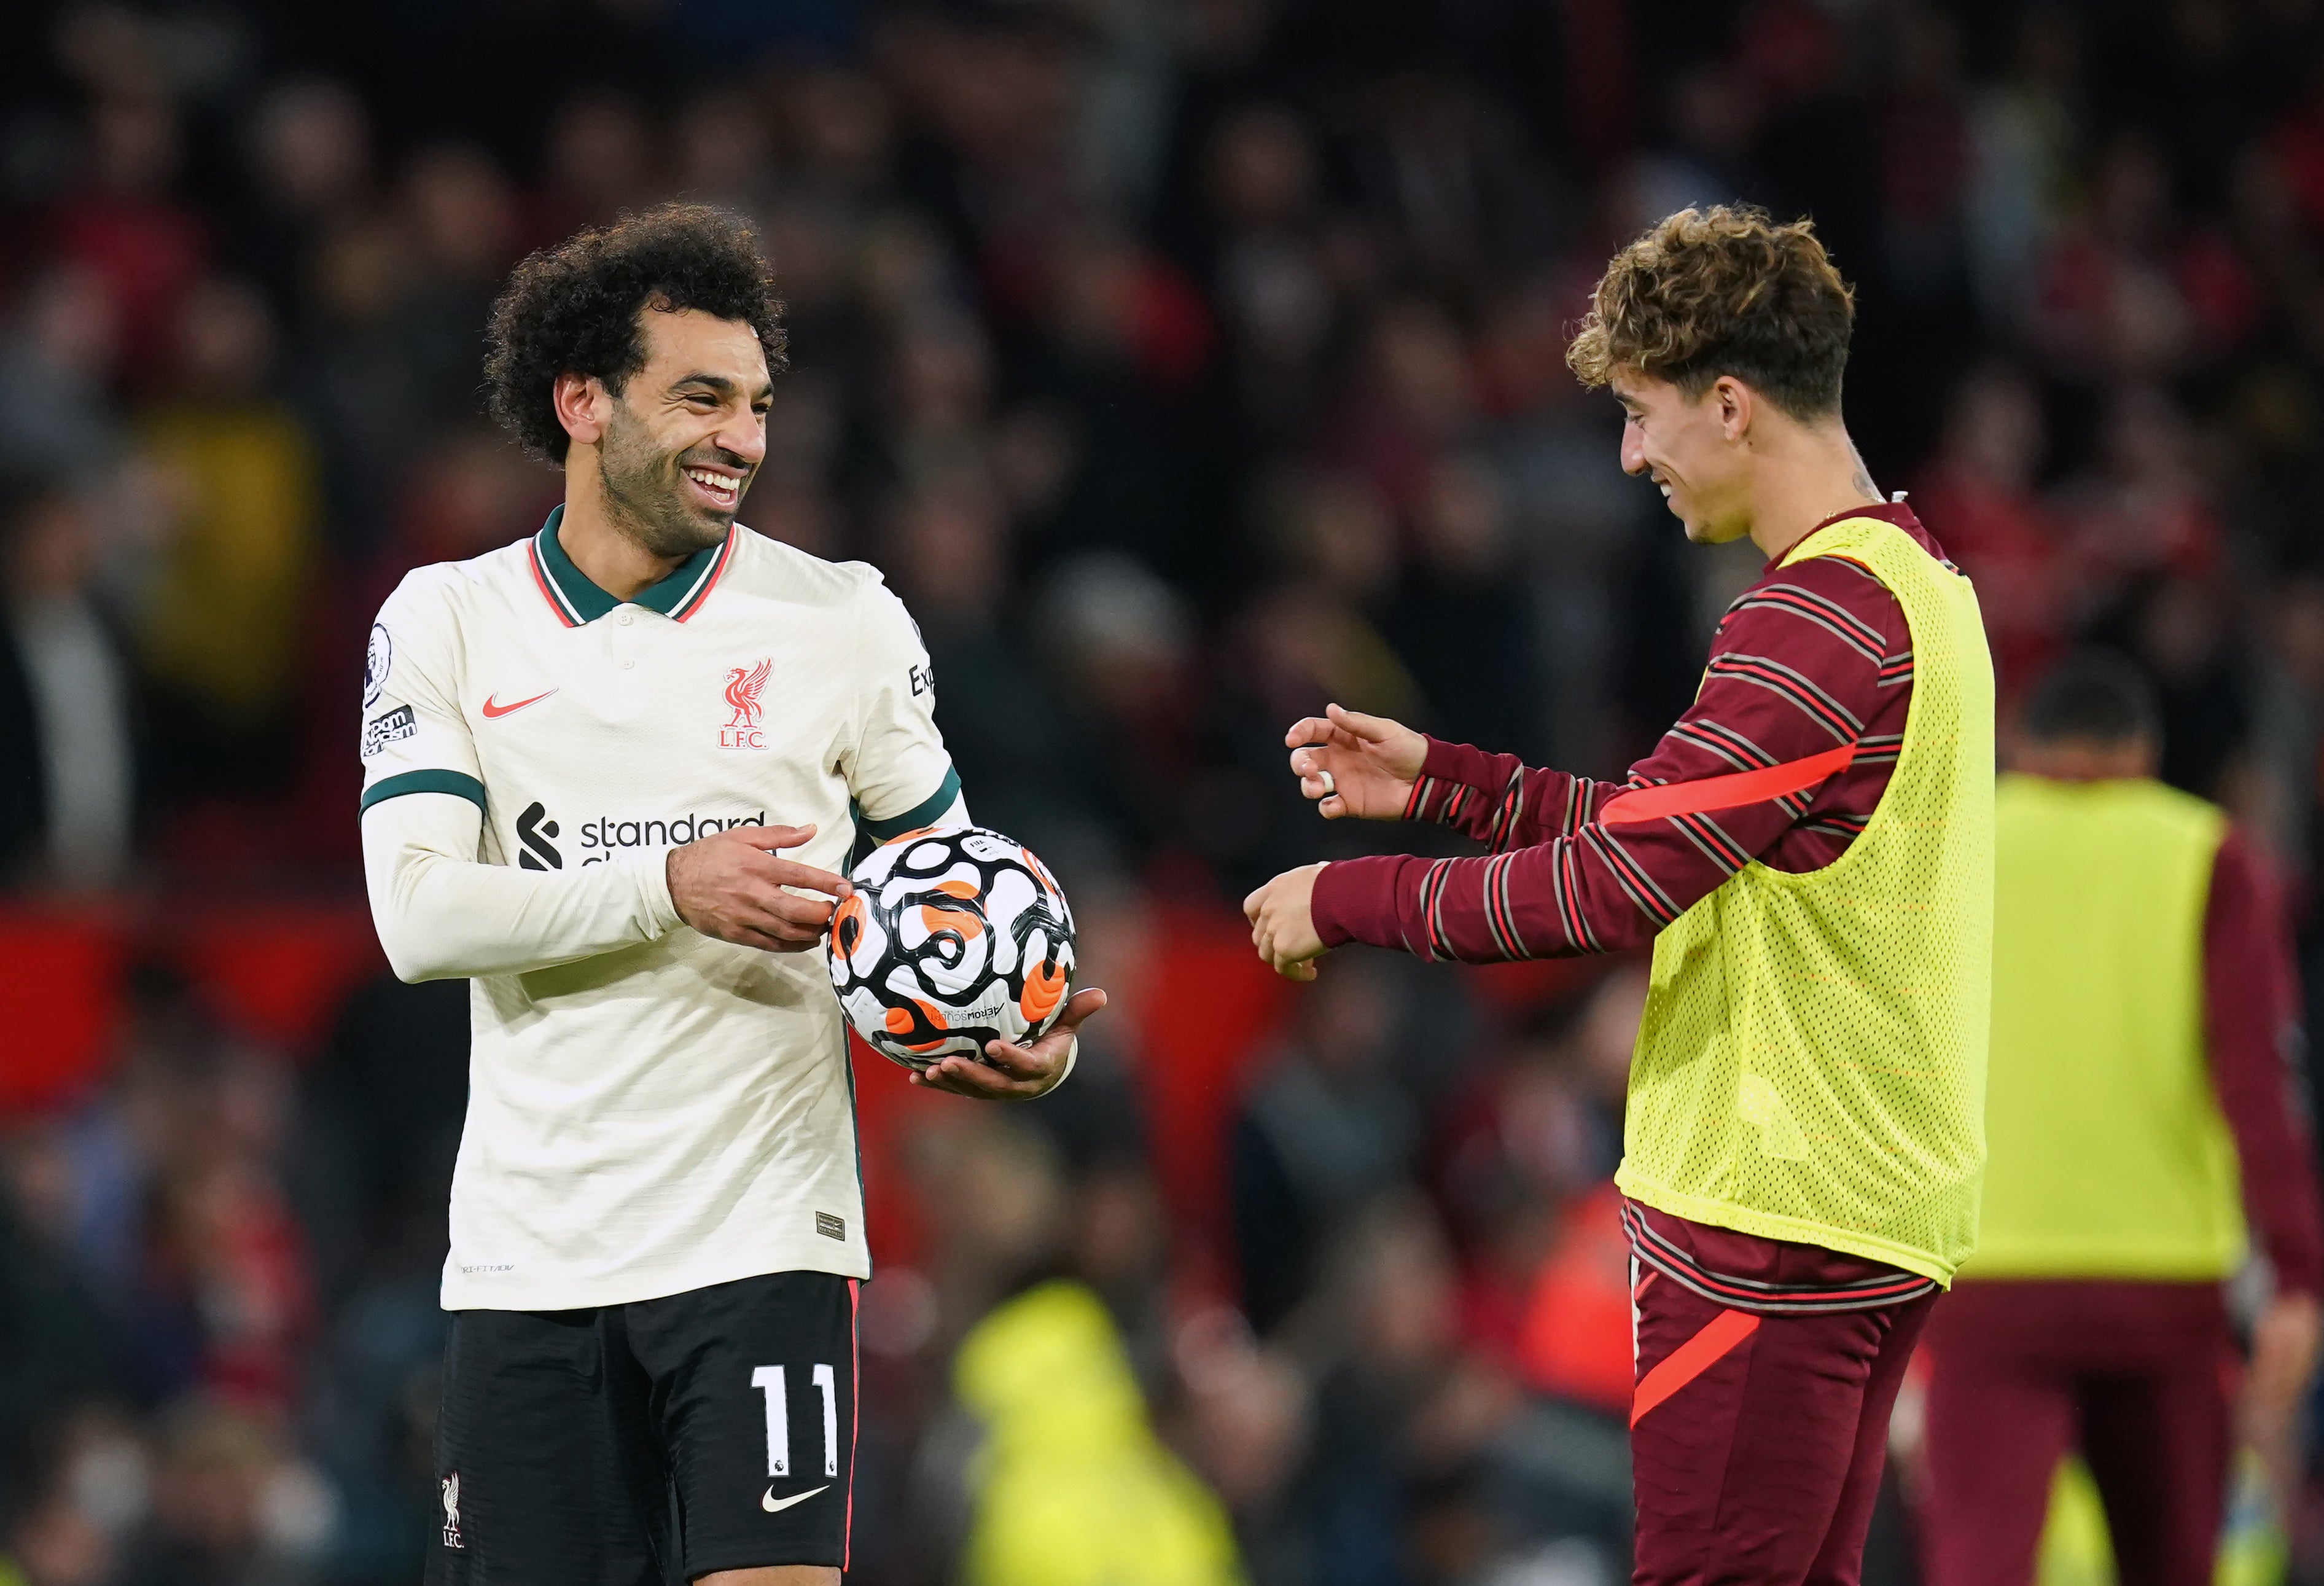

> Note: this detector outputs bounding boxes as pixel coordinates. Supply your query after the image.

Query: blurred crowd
[6,0,2324,1582]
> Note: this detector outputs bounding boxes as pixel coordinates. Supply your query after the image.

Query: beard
[596,402,745,560]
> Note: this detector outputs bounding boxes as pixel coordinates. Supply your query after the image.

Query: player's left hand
[2245,1289,2322,1437]
[909,987,1107,1101]
[1244,862,1327,982]
[2243,1289,2322,1527]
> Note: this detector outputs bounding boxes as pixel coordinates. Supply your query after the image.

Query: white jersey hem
[440,1241,872,1313]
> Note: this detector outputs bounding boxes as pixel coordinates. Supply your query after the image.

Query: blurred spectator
[1962,9,2080,335]
[0,1157,127,1520]
[31,963,318,1423]
[535,94,661,238]
[1873,4,1972,311]
[0,1408,147,1586]
[133,279,319,803]
[1433,966,1643,1386]
[2058,385,2222,594]
[1913,363,2067,705]
[2249,574,2324,880]
[1383,456,1547,760]
[1230,958,1418,1334]
[1289,1194,1525,1586]
[1034,552,1200,867]
[887,475,1093,876]
[391,147,521,421]
[1202,106,1336,447]
[109,1397,335,1586]
[1333,299,1481,517]
[232,81,375,319]
[47,94,206,391]
[673,88,776,217]
[0,479,136,888]
[0,269,120,479]
[298,217,428,561]
[1169,1305,1311,1579]
[2034,133,2258,380]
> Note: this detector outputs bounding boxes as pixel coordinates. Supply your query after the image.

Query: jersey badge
[722,658,774,750]
[441,1471,464,1549]
[364,624,392,708]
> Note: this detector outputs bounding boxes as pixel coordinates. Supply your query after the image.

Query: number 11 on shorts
[750,1364,839,1478]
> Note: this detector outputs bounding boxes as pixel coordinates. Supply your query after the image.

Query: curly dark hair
[1566,205,1854,418]
[483,203,789,464]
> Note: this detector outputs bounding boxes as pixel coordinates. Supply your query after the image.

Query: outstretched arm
[1250,550,1914,975]
[1284,705,1628,851]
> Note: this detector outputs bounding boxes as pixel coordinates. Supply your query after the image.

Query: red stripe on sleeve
[1601,744,1859,825]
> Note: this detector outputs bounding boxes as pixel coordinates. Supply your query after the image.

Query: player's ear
[553,371,608,450]
[1714,375,1752,443]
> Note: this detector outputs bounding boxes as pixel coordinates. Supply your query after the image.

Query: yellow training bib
[1615,516,1997,1284]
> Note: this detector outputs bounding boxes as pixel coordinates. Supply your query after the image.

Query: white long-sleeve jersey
[359,510,962,1310]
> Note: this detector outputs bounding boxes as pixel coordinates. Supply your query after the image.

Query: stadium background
[2,0,2322,1581]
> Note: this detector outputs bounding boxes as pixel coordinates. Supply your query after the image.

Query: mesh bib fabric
[1614,516,1997,1284]
[1967,775,2239,1280]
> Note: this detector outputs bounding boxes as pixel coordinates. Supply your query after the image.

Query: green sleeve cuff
[858,766,963,842]
[360,768,488,816]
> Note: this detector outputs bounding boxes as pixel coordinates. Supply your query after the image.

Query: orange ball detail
[832,893,868,955]
[1018,960,1067,1025]
[921,905,983,939]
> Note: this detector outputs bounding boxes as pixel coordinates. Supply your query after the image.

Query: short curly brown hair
[1566,205,1854,418]
[483,203,789,465]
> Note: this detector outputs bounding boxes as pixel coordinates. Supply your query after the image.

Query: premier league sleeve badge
[365,623,394,709]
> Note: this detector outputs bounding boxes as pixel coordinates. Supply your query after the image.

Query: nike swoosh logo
[482,689,558,719]
[762,1484,828,1514]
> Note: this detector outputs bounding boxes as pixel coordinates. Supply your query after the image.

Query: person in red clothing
[1917,653,2324,1586]
[1243,206,1994,1584]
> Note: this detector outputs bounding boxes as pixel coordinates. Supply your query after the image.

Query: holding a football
[827,826,1099,1098]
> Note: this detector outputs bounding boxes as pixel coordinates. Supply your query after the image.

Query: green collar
[528,505,733,627]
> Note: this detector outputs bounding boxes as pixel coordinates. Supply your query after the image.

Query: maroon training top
[1311,501,2324,1292]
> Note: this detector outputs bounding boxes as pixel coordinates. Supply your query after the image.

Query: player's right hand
[1284,703,1426,820]
[667,824,854,953]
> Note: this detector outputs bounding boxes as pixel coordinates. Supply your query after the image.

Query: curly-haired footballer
[357,205,1102,1585]
[1245,206,1996,1583]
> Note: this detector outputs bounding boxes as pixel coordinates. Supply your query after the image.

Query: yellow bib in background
[1966,774,2239,1280]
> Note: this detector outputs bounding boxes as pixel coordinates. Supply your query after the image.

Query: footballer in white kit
[357,205,1101,1586]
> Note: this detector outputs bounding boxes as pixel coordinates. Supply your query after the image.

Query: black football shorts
[424,1270,857,1583]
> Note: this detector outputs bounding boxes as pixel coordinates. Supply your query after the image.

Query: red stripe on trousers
[844,1276,859,1571]
[1601,744,1857,825]
[1631,1307,1760,1427]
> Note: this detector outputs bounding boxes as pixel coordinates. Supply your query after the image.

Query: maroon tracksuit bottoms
[1625,1203,1940,1585]
[1919,1280,2236,1586]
